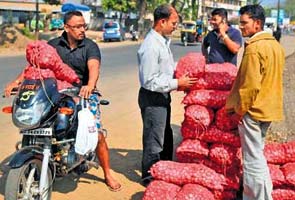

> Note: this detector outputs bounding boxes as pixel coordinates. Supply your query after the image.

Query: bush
[21,27,35,39]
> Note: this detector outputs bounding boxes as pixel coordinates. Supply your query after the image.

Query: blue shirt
[203,26,242,65]
[137,29,178,93]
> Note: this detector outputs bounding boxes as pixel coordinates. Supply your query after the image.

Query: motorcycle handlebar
[60,87,109,105]
[2,87,18,98]
[3,87,110,105]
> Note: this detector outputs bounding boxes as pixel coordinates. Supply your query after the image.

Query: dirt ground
[268,52,295,142]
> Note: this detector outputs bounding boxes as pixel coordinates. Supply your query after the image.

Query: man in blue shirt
[202,8,242,65]
[137,4,197,186]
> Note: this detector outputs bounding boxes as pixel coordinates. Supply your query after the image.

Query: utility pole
[276,0,280,31]
[35,0,39,39]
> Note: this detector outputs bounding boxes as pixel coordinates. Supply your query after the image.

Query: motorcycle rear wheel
[5,159,52,200]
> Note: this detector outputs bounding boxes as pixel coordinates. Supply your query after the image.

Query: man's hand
[4,80,20,97]
[79,85,95,99]
[178,73,198,90]
[218,20,227,36]
[230,112,242,125]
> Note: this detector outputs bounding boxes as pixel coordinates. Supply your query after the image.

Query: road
[0,40,201,200]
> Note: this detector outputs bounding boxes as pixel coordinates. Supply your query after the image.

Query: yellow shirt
[225,32,285,121]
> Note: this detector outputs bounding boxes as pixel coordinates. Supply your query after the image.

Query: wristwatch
[222,34,229,41]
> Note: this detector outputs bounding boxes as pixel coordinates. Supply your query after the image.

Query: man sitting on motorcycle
[4,10,122,192]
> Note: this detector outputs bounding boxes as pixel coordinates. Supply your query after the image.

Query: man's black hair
[64,10,83,24]
[239,4,265,29]
[153,4,175,23]
[211,8,228,21]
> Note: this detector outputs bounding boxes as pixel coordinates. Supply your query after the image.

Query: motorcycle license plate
[20,128,52,136]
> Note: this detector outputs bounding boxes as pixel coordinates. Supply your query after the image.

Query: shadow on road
[109,148,142,183]
[53,147,142,194]
[0,123,182,198]
[131,191,144,200]
[0,154,14,196]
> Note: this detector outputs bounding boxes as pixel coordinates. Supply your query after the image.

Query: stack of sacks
[143,52,295,199]
[176,52,241,199]
[23,40,80,90]
[264,141,295,199]
[143,161,225,200]
[142,53,241,200]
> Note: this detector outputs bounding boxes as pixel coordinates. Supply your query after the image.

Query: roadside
[0,30,294,200]
[0,27,294,59]
[0,29,142,57]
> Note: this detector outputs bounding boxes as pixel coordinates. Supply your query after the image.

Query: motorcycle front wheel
[5,159,52,200]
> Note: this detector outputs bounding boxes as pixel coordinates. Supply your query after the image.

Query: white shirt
[137,29,178,93]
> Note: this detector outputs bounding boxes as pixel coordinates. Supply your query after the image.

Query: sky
[261,0,286,7]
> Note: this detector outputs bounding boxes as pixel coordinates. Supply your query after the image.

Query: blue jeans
[239,113,273,200]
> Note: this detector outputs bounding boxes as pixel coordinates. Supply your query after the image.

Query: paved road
[0,40,200,104]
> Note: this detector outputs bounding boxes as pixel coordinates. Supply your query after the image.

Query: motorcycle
[130,30,139,41]
[2,77,109,200]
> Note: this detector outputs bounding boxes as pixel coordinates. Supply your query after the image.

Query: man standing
[137,4,197,186]
[225,5,285,199]
[202,8,242,65]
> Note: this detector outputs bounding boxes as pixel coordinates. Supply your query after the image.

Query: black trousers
[138,87,173,179]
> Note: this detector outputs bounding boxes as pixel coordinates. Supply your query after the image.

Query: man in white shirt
[137,4,197,186]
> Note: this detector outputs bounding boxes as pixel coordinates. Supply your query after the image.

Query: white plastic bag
[75,99,98,155]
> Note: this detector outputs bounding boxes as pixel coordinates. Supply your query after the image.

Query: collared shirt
[203,26,242,65]
[48,32,101,86]
[137,29,178,93]
[225,32,285,121]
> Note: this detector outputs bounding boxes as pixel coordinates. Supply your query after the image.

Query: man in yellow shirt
[225,4,285,200]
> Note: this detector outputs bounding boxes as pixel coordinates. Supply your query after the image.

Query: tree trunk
[137,0,147,38]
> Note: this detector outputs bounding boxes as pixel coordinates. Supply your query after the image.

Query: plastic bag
[75,99,98,155]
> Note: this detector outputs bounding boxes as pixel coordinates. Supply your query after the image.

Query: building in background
[0,0,61,24]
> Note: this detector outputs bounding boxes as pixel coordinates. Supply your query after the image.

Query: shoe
[141,175,153,187]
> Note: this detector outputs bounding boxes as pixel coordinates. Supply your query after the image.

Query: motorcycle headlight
[13,100,51,129]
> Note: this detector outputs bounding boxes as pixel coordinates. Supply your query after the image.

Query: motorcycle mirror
[100,100,109,105]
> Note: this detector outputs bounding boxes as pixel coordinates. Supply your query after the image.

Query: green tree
[102,0,137,13]
[247,0,264,4]
[102,0,137,23]
[283,0,295,20]
[146,0,170,12]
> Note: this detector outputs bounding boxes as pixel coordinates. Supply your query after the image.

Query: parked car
[102,21,125,42]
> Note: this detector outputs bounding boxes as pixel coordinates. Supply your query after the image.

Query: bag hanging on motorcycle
[75,99,98,155]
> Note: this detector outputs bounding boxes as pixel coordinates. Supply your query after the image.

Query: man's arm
[4,72,24,97]
[79,58,100,98]
[219,24,241,54]
[221,33,241,54]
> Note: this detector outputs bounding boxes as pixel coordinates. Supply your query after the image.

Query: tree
[102,0,137,24]
[247,0,264,4]
[283,0,295,20]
